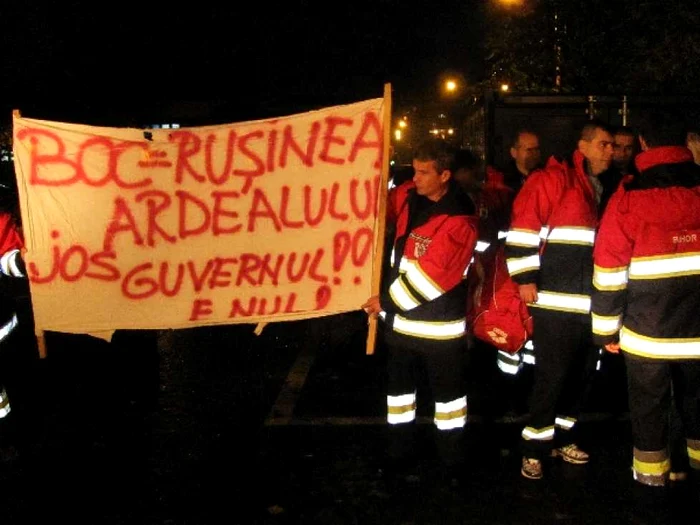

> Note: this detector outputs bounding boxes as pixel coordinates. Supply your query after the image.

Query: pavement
[0,311,695,524]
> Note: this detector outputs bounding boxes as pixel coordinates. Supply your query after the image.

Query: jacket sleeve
[382,217,477,314]
[0,213,25,278]
[504,169,559,285]
[591,190,635,345]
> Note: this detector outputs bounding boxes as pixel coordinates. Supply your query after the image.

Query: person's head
[578,119,614,176]
[686,128,700,165]
[612,126,638,172]
[636,110,687,151]
[452,148,481,193]
[509,130,541,176]
[412,140,456,202]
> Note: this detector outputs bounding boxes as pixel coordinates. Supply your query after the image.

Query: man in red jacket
[592,112,700,511]
[505,119,615,480]
[363,140,478,483]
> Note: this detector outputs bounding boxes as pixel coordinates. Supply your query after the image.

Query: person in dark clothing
[489,130,542,194]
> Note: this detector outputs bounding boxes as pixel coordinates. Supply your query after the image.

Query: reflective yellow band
[629,252,700,280]
[593,265,629,291]
[434,396,467,430]
[522,426,555,441]
[620,327,700,359]
[387,392,417,425]
[506,229,541,248]
[393,315,466,340]
[405,261,444,300]
[546,227,595,246]
[592,313,622,336]
[532,291,591,314]
[389,278,421,311]
[507,254,540,276]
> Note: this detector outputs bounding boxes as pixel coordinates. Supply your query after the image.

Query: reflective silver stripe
[387,392,417,425]
[390,248,396,267]
[629,253,700,279]
[0,314,18,344]
[555,417,575,429]
[524,340,534,351]
[593,266,629,290]
[522,426,555,441]
[534,291,591,314]
[378,311,387,321]
[474,241,490,253]
[462,262,471,279]
[434,396,467,430]
[506,230,541,248]
[497,230,508,240]
[389,279,421,311]
[522,353,536,365]
[405,262,443,300]
[546,227,595,245]
[393,315,466,339]
[539,226,550,239]
[591,313,622,336]
[497,351,522,375]
[506,254,540,275]
[620,327,700,358]
[399,257,411,273]
[0,249,23,277]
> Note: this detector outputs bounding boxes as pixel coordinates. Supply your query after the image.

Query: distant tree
[484,0,700,94]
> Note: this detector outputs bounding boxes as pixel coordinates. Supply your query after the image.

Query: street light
[445,80,458,94]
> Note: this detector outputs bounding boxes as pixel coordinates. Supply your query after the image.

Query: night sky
[2,2,485,124]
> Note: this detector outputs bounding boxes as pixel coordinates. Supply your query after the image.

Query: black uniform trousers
[625,354,700,469]
[521,309,598,459]
[386,332,467,468]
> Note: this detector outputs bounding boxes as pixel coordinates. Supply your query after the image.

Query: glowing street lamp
[445,80,458,93]
[501,83,510,92]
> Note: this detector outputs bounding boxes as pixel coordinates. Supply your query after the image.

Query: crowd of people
[363,113,700,515]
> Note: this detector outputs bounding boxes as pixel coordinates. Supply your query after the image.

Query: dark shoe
[551,444,589,465]
[521,457,543,480]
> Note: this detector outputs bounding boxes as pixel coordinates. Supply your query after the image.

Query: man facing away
[592,111,700,512]
[505,119,615,480]
[362,140,478,483]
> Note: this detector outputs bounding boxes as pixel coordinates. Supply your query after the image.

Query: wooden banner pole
[365,83,392,355]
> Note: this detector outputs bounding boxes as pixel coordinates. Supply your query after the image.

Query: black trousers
[386,333,467,467]
[521,309,598,458]
[626,355,700,467]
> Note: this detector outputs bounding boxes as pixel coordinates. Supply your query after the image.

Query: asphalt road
[0,311,694,524]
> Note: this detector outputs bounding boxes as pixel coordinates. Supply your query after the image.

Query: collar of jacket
[635,146,694,173]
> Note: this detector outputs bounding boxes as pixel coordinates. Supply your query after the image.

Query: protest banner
[13,91,390,354]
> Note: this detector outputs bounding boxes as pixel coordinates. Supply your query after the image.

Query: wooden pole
[365,84,392,355]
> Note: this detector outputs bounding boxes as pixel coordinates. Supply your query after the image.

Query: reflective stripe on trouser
[688,439,700,469]
[522,309,597,458]
[386,336,467,465]
[0,387,10,419]
[498,340,535,375]
[626,356,700,475]
[633,448,670,487]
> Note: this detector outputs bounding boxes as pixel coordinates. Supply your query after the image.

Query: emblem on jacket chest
[409,233,432,258]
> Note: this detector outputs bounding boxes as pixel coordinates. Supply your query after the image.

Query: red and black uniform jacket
[504,150,598,318]
[380,181,478,344]
[591,146,700,359]
[0,212,25,343]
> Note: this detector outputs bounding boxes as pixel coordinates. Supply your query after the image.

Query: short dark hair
[613,126,636,139]
[453,148,480,172]
[510,129,538,149]
[637,110,687,148]
[580,119,613,142]
[413,140,457,174]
